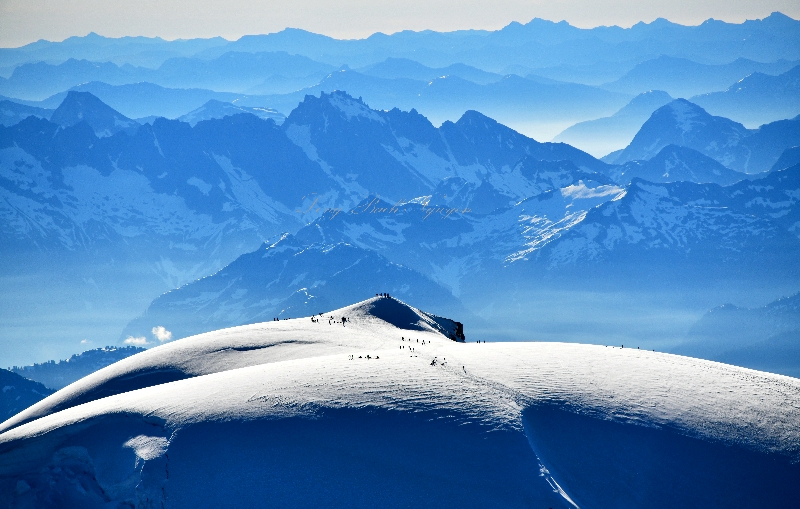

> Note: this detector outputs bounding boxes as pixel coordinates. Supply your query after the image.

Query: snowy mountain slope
[9,347,146,390]
[610,99,800,173]
[552,90,673,157]
[527,167,800,272]
[0,52,336,101]
[0,370,52,421]
[2,297,465,433]
[610,144,748,185]
[0,298,799,508]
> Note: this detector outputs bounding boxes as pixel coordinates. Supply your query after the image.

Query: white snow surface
[1,297,799,507]
[4,297,795,455]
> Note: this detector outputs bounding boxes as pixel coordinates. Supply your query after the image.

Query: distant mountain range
[0,89,613,364]
[553,90,673,156]
[2,87,799,376]
[0,13,797,142]
[675,292,800,377]
[177,100,285,126]
[608,145,747,185]
[601,56,799,98]
[121,159,800,365]
[3,13,799,74]
[692,64,800,127]
[0,52,337,101]
[8,346,145,390]
[0,99,52,126]
[605,99,800,173]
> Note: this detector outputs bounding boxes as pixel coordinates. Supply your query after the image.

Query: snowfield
[1,297,799,508]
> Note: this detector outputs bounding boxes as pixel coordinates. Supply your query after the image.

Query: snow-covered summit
[0,296,463,435]
[0,297,799,507]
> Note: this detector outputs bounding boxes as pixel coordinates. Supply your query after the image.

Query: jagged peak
[286,90,385,125]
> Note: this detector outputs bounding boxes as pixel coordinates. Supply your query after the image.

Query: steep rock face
[281,91,609,209]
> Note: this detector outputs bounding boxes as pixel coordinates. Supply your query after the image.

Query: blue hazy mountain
[608,99,800,173]
[358,57,503,84]
[151,51,336,92]
[2,13,797,85]
[0,99,52,126]
[0,51,333,104]
[0,58,141,101]
[609,145,747,185]
[177,100,285,126]
[522,60,639,86]
[49,90,139,137]
[120,235,468,342]
[119,163,800,360]
[193,13,800,71]
[692,64,800,127]
[553,90,673,157]
[3,89,799,370]
[602,55,799,97]
[279,90,609,203]
[0,369,52,421]
[42,81,276,119]
[675,291,800,377]
[0,90,613,364]
[0,99,323,364]
[8,346,145,389]
[0,32,228,69]
[772,146,800,171]
[258,69,631,139]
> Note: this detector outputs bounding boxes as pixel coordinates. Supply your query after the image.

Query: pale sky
[1,0,798,48]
